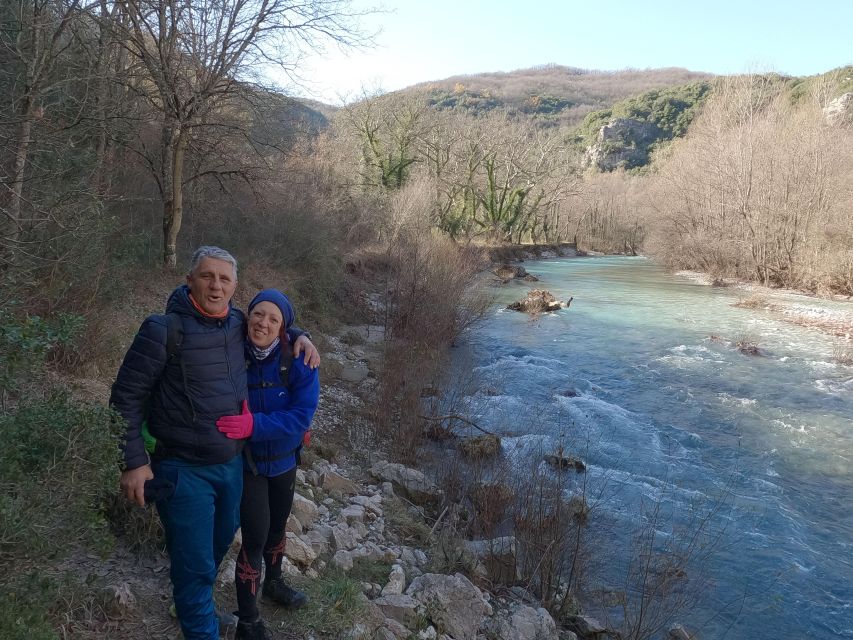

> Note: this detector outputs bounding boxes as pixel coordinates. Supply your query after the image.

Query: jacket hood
[247,289,295,330]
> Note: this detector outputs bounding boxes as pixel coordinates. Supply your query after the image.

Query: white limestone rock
[406,573,492,640]
[381,564,406,596]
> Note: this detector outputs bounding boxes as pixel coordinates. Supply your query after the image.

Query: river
[453,256,853,639]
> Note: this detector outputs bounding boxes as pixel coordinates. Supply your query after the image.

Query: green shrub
[0,310,83,400]
[0,393,120,559]
[0,573,63,640]
[0,570,106,640]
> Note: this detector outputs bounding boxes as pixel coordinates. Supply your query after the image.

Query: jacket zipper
[223,320,239,407]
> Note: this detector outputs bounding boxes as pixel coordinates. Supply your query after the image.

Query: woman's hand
[216,400,254,439]
[293,335,320,369]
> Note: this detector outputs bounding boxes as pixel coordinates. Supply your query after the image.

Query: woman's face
[248,301,283,349]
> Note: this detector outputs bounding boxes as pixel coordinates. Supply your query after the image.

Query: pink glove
[216,400,254,439]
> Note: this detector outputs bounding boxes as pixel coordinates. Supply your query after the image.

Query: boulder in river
[734,338,761,356]
[494,263,529,281]
[544,453,586,472]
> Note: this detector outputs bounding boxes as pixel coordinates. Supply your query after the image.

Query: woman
[216,289,320,640]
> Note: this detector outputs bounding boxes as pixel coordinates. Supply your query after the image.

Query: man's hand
[216,400,254,439]
[121,464,153,507]
[293,335,320,369]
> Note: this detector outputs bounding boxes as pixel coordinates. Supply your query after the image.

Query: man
[110,246,318,640]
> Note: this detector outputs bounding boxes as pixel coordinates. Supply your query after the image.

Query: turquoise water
[456,256,853,639]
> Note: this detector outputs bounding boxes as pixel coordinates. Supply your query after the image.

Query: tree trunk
[7,99,35,247]
[163,129,188,269]
[91,0,114,196]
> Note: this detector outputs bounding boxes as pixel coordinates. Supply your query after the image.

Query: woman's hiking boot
[235,618,271,640]
[262,576,308,609]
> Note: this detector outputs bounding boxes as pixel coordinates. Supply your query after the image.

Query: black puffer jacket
[110,285,248,469]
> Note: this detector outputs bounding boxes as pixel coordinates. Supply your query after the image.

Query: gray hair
[188,246,238,278]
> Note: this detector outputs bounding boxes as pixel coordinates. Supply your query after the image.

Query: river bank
[674,270,853,339]
[75,321,601,640]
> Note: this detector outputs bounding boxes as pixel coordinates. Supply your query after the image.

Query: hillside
[573,66,853,171]
[403,65,714,127]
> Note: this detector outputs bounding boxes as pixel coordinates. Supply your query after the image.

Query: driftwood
[420,414,498,436]
[507,289,570,313]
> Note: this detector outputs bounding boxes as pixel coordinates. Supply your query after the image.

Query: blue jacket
[110,285,247,469]
[244,341,320,476]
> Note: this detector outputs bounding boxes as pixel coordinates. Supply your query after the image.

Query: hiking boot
[262,576,308,609]
[235,618,271,640]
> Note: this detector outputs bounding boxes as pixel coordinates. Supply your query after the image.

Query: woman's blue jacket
[244,341,319,477]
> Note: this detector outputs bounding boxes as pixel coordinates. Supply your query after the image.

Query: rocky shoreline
[234,323,696,640]
[247,417,595,640]
[484,242,579,264]
[204,323,607,640]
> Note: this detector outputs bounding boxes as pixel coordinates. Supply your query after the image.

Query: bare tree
[649,74,846,290]
[115,0,370,268]
[340,91,429,192]
[1,0,93,252]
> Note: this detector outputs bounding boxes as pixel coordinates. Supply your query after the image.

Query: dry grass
[469,482,515,539]
[458,434,502,459]
[833,343,853,365]
[732,295,773,310]
[780,313,853,338]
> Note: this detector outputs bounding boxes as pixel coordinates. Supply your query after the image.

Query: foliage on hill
[409,65,712,127]
[570,81,713,169]
[786,65,853,105]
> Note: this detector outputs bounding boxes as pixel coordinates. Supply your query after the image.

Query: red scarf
[189,293,229,319]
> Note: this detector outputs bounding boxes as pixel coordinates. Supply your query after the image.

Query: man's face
[186,257,237,316]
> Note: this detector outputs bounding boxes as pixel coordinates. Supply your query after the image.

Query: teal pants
[153,456,242,640]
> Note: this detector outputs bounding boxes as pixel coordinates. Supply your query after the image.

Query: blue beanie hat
[248,289,295,332]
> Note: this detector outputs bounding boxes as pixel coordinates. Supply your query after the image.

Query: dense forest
[1,0,852,636]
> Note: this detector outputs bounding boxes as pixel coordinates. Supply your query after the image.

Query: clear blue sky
[288,0,853,103]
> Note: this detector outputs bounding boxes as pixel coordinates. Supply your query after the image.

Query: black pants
[235,467,297,622]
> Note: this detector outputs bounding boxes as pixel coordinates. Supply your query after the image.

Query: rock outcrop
[586,118,662,171]
[564,614,606,639]
[824,92,853,125]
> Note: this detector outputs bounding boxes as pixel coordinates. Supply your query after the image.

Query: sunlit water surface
[453,256,853,639]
